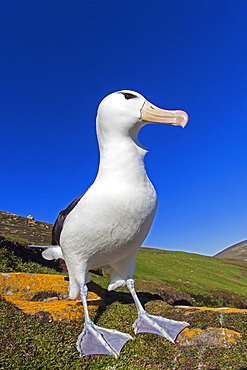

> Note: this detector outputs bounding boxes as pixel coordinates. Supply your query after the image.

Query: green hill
[0,210,53,244]
[214,240,247,260]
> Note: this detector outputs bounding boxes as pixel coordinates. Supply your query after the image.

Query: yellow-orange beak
[141,100,189,128]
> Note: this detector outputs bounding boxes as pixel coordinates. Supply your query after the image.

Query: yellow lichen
[178,327,242,346]
[181,327,203,338]
[0,272,102,321]
[177,305,247,314]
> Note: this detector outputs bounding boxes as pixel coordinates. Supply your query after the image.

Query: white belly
[60,178,157,270]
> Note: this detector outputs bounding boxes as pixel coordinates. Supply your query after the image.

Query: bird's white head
[96,90,189,145]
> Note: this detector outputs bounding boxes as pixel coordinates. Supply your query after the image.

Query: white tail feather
[28,244,64,260]
[42,246,64,260]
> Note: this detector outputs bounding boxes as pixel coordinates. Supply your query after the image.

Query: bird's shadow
[87,280,163,324]
[87,280,162,306]
[105,289,162,306]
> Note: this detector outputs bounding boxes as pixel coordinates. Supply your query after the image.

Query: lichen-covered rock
[177,327,242,348]
[0,272,102,321]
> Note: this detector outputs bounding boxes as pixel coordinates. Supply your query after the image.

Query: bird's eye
[122,93,136,100]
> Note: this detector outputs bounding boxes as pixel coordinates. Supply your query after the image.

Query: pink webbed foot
[76,321,133,358]
[126,279,189,342]
[133,311,189,342]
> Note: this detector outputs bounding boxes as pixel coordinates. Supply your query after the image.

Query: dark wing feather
[52,194,85,245]
[52,191,103,277]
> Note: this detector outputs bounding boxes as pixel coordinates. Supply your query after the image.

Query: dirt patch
[192,290,247,309]
[30,290,67,301]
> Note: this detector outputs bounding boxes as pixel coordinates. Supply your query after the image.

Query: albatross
[35,90,189,358]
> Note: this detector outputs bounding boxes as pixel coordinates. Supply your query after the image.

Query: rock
[27,215,34,220]
[177,327,242,348]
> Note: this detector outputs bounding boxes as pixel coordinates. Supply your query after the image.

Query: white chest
[60,177,157,261]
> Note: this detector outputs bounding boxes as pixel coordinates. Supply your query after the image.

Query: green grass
[135,249,247,307]
[0,247,60,275]
[1,243,247,369]
[0,235,33,244]
[1,297,247,369]
[136,249,246,293]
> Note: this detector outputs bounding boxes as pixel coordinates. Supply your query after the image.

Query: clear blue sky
[1,1,246,256]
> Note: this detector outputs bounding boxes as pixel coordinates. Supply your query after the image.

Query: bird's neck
[96,134,149,184]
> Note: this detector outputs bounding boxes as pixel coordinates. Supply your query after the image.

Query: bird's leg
[126,279,189,343]
[76,283,132,358]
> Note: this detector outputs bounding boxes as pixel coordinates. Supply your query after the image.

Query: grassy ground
[1,239,247,369]
[135,249,247,307]
[1,294,247,369]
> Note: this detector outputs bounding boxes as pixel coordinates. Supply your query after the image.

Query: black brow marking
[121,92,137,100]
